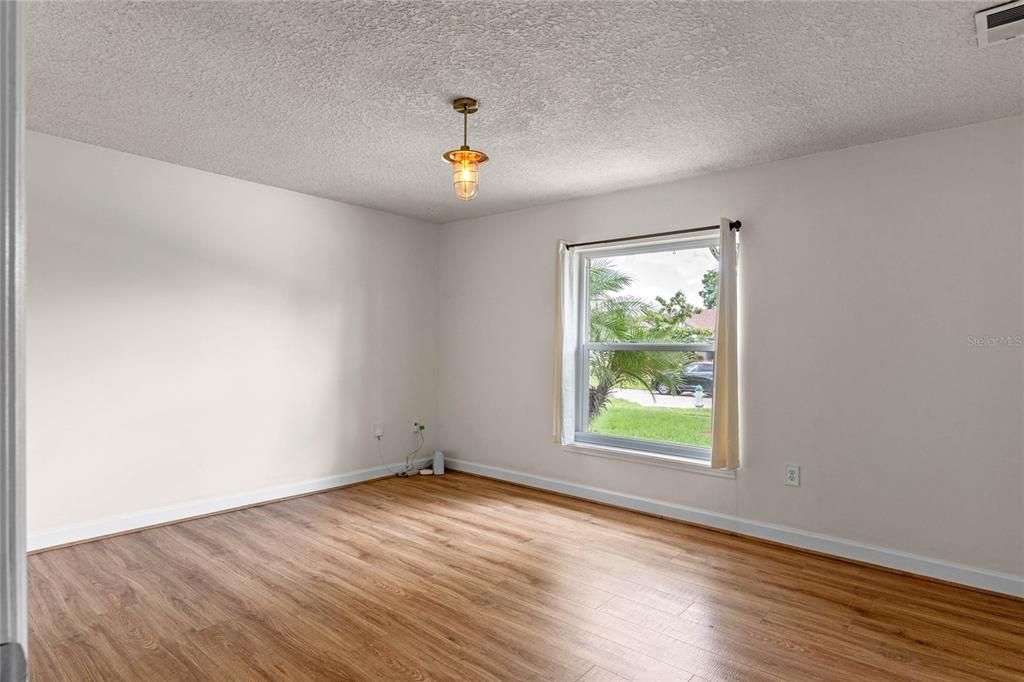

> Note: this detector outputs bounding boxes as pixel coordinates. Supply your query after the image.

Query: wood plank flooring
[28,472,1024,681]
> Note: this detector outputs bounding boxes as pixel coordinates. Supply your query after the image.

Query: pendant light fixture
[442,97,488,201]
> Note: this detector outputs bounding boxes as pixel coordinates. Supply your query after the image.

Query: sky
[598,247,718,308]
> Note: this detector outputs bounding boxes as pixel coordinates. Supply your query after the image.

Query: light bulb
[453,154,478,201]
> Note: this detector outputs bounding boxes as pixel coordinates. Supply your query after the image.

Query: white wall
[27,132,439,536]
[438,116,1024,578]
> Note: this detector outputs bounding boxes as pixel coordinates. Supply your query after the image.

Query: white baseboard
[445,458,1024,598]
[28,458,432,552]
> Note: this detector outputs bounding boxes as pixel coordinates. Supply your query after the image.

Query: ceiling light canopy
[442,98,488,201]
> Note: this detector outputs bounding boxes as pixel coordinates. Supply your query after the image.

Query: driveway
[612,388,713,410]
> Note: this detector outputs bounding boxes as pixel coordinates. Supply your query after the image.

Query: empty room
[1,1,1023,680]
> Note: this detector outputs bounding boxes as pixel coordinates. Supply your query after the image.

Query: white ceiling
[26,1,1023,224]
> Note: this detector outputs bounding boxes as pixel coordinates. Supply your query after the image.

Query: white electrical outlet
[373,423,384,438]
[785,464,800,487]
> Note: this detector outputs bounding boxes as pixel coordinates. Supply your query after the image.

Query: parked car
[653,361,713,397]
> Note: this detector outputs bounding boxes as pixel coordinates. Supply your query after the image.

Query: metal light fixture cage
[443,97,488,201]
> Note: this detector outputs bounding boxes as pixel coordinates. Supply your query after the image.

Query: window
[572,236,719,461]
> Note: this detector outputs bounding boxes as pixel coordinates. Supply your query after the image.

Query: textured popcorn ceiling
[26,1,1024,224]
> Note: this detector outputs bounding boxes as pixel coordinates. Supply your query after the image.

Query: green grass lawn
[590,399,712,449]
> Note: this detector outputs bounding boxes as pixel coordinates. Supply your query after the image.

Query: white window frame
[572,236,718,462]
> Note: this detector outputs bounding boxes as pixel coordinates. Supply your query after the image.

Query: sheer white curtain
[553,241,578,444]
[711,218,740,469]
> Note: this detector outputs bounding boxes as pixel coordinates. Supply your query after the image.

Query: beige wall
[438,116,1024,577]
[27,132,440,535]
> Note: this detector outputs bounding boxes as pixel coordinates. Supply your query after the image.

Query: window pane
[586,349,714,450]
[587,245,719,344]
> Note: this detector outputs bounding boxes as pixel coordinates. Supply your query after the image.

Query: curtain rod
[565,220,741,250]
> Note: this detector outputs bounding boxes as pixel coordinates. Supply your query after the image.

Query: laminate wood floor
[28,472,1024,681]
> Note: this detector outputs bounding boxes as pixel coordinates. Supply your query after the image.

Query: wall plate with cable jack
[412,421,426,434]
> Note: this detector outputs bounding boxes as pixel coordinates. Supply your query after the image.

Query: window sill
[562,442,737,478]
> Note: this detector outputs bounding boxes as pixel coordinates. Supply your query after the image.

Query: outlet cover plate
[785,464,800,486]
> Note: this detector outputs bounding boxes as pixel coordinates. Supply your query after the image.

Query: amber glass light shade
[443,148,488,201]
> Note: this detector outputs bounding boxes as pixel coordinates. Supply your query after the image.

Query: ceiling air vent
[976,0,1024,47]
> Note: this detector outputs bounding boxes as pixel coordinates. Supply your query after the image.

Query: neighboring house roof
[686,307,717,331]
